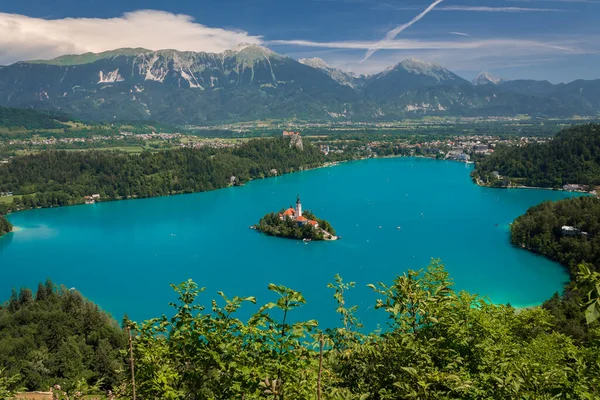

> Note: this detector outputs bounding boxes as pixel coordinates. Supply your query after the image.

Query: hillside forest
[0,137,325,211]
[474,123,600,188]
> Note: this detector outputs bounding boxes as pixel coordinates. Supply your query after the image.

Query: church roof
[308,220,318,226]
[283,208,296,216]
[297,216,308,222]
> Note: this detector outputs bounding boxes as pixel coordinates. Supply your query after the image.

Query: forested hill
[0,280,125,392]
[0,106,71,130]
[0,136,325,210]
[0,204,11,236]
[511,196,600,273]
[511,196,600,340]
[474,123,600,188]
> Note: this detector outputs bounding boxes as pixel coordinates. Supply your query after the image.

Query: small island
[254,195,338,241]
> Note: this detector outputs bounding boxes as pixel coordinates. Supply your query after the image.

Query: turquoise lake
[0,158,580,329]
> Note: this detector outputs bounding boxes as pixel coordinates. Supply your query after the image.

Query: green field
[65,145,147,153]
[0,195,20,205]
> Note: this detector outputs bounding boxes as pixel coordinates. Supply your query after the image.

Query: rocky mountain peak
[299,57,331,70]
[473,71,504,85]
[398,58,444,73]
[377,57,463,84]
[224,44,280,59]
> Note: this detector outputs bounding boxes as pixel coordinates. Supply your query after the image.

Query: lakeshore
[474,176,596,195]
[0,157,580,329]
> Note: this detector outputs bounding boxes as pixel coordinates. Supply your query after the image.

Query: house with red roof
[279,195,319,228]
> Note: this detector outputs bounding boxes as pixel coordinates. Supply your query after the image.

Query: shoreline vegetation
[0,136,326,213]
[509,196,600,340]
[0,203,12,237]
[0,137,458,227]
[474,175,594,194]
[470,124,600,339]
[472,123,600,193]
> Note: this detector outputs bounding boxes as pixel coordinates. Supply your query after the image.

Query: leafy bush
[0,280,126,391]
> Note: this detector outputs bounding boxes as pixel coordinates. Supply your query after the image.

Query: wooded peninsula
[474,123,600,189]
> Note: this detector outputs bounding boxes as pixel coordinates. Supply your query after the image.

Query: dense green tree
[0,106,68,130]
[510,196,600,342]
[123,262,600,400]
[0,203,12,236]
[0,281,126,392]
[475,123,600,188]
[2,262,600,398]
[0,137,325,212]
[256,210,335,240]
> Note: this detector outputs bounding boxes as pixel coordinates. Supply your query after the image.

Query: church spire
[296,194,302,218]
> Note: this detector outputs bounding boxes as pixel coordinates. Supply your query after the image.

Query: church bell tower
[296,194,302,217]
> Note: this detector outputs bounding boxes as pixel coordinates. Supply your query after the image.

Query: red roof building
[283,208,296,217]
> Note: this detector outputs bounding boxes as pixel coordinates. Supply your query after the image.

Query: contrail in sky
[449,31,470,36]
[363,0,445,61]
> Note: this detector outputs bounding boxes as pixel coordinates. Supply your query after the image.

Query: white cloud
[510,0,600,4]
[0,10,262,65]
[438,6,565,12]
[276,35,596,76]
[449,32,470,36]
[271,38,576,52]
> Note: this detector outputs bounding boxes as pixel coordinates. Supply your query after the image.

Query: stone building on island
[279,195,319,228]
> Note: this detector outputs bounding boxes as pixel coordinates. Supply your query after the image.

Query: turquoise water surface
[0,158,580,329]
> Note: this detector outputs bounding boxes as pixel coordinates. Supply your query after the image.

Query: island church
[279,195,319,228]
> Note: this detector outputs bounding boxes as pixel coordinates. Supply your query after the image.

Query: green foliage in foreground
[0,137,325,211]
[256,210,336,241]
[0,280,126,392]
[3,262,600,398]
[127,261,600,400]
[0,368,22,399]
[474,123,600,188]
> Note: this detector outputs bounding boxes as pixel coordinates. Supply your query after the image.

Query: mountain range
[0,44,598,125]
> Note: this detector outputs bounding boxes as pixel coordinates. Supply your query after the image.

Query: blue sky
[0,0,598,82]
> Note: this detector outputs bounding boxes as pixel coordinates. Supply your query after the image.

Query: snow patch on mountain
[145,66,167,82]
[180,69,204,90]
[142,56,168,82]
[405,103,446,112]
[299,57,361,88]
[98,69,124,84]
[397,58,457,82]
[473,71,504,85]
[227,43,277,57]
[299,57,330,70]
